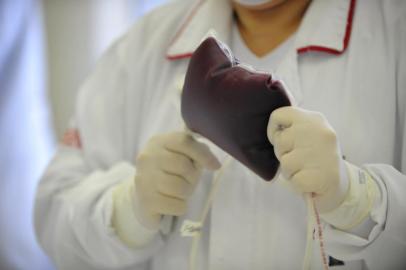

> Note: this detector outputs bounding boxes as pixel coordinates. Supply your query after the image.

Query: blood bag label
[180,220,202,237]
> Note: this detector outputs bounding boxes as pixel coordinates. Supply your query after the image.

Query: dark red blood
[181,37,291,181]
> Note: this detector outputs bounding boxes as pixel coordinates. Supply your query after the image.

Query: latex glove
[134,131,221,230]
[267,107,349,213]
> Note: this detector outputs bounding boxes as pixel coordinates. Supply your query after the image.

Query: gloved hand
[267,107,350,213]
[134,131,221,230]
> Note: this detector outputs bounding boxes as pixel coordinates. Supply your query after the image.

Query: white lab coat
[35,0,406,269]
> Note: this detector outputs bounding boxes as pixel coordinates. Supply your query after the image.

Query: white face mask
[232,0,274,7]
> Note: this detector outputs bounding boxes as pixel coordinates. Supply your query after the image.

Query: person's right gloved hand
[134,131,221,230]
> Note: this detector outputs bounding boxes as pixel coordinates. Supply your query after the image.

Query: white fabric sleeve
[35,151,165,269]
[34,21,166,269]
[322,9,406,269]
[322,165,406,269]
[112,173,159,248]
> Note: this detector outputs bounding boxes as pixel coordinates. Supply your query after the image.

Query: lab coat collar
[295,0,355,55]
[166,0,233,60]
[166,0,356,60]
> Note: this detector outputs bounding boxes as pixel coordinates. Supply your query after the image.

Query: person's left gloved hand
[267,107,350,213]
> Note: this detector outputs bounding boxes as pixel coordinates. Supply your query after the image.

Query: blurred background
[0,0,169,269]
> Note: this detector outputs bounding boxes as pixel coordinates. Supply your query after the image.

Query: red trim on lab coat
[166,0,356,60]
[297,0,356,55]
[166,0,205,60]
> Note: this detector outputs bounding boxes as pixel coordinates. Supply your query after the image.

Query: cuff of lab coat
[66,161,165,268]
[112,174,159,248]
[320,162,380,231]
[321,164,389,261]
